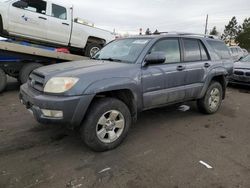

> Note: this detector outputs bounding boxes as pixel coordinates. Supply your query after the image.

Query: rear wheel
[81,98,131,152]
[197,81,223,114]
[19,63,42,84]
[0,68,7,93]
[84,43,102,58]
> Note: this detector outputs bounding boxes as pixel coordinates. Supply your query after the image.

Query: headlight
[44,77,79,93]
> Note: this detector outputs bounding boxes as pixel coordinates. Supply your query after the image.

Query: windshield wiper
[99,58,122,62]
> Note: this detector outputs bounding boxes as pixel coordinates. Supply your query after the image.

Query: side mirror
[144,52,166,66]
[13,1,28,9]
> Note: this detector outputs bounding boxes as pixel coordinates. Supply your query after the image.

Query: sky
[66,0,249,35]
[0,0,249,39]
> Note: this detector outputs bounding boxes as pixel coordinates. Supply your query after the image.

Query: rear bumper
[19,84,94,127]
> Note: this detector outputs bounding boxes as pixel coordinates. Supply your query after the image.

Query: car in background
[229,54,250,86]
[229,46,245,61]
[242,49,249,57]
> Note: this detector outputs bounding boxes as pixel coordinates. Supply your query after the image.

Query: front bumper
[229,79,250,86]
[229,72,250,86]
[19,84,94,127]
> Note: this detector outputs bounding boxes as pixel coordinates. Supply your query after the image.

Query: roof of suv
[127,33,222,42]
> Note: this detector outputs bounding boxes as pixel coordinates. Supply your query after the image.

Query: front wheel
[81,98,131,152]
[197,81,223,114]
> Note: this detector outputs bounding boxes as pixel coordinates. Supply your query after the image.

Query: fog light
[41,109,63,118]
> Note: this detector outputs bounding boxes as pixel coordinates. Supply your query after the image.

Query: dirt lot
[0,78,250,188]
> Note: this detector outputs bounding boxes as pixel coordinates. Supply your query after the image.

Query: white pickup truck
[0,0,115,57]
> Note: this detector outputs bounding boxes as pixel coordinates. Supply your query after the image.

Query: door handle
[38,16,47,20]
[62,23,69,26]
[177,65,185,71]
[204,63,211,68]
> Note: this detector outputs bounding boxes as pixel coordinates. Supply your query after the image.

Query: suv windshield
[94,38,151,63]
[240,55,250,62]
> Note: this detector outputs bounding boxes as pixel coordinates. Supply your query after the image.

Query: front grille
[28,72,45,92]
[234,70,244,76]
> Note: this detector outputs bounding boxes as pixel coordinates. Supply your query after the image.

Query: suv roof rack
[152,31,216,39]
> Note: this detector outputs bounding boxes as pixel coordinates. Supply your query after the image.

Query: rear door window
[52,4,67,20]
[183,39,201,62]
[199,41,209,61]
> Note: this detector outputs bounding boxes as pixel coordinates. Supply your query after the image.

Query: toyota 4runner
[20,33,234,151]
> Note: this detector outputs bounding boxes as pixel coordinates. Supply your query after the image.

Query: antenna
[205,14,209,35]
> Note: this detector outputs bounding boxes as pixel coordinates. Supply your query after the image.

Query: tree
[145,28,151,35]
[153,29,160,35]
[209,26,219,36]
[221,16,240,45]
[240,18,250,31]
[236,17,250,50]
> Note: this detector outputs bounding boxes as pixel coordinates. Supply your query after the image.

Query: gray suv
[20,33,234,151]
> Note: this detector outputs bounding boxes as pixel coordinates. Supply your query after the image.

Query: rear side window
[52,4,67,20]
[183,39,209,62]
[207,41,231,59]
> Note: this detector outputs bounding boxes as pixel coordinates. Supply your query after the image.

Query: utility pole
[205,14,208,35]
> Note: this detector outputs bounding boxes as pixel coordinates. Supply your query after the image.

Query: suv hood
[35,60,139,78]
[34,60,141,95]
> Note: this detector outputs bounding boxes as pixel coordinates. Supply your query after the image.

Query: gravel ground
[0,78,250,188]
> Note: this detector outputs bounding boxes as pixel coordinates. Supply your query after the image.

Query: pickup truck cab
[20,33,234,152]
[0,0,115,57]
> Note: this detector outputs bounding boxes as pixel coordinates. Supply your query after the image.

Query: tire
[197,81,223,114]
[19,63,42,84]
[0,68,7,93]
[84,43,102,58]
[81,98,131,152]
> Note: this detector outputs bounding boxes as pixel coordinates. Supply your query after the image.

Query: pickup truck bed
[0,40,87,61]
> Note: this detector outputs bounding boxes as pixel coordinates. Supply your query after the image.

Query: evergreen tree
[221,17,240,45]
[239,18,250,31]
[209,26,219,36]
[145,28,151,35]
[236,17,250,50]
